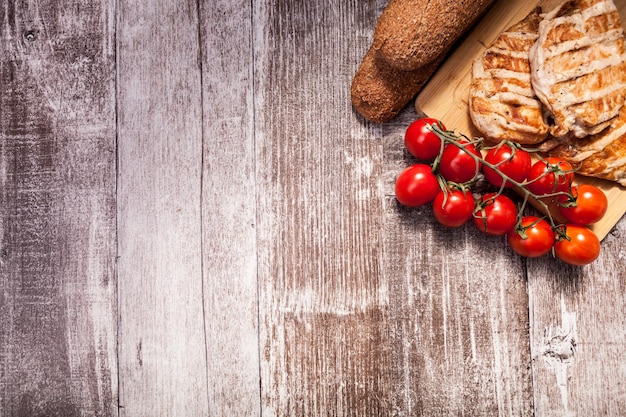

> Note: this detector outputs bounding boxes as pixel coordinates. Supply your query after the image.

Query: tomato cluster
[396,118,608,266]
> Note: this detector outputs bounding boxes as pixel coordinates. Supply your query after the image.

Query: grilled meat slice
[469,8,550,144]
[530,0,626,138]
[549,105,626,185]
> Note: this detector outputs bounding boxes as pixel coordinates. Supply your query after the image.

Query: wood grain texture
[382,112,533,416]
[527,217,626,417]
[1,0,625,415]
[0,0,117,415]
[116,0,208,414]
[254,0,394,414]
[198,0,261,415]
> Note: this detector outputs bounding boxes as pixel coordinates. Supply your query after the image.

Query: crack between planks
[193,0,212,411]
[523,257,538,417]
[113,0,121,414]
[250,1,264,415]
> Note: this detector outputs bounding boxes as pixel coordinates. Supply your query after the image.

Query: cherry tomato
[554,224,601,266]
[473,193,518,235]
[526,157,574,196]
[395,164,440,207]
[507,216,555,258]
[432,189,476,227]
[438,140,482,183]
[404,118,445,161]
[483,143,532,188]
[558,184,608,225]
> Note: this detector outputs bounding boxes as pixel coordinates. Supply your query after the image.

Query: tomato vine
[395,118,605,266]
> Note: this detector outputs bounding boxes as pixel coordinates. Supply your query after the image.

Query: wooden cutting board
[416,0,626,241]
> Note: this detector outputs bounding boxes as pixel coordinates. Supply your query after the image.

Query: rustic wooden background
[1,0,624,416]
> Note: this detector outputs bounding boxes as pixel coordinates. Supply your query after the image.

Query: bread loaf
[373,0,496,71]
[351,46,444,123]
[351,0,496,123]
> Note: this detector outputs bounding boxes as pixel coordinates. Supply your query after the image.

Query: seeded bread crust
[351,0,495,123]
[372,0,496,71]
[351,46,443,123]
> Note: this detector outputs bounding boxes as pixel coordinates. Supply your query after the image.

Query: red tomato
[395,164,440,207]
[558,184,608,225]
[432,189,476,227]
[473,193,518,235]
[554,225,601,266]
[507,216,555,258]
[526,157,574,196]
[404,118,445,161]
[483,143,532,188]
[438,140,482,183]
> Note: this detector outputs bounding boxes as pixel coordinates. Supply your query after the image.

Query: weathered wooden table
[1,0,624,415]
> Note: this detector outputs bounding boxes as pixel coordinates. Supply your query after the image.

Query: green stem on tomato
[429,124,573,230]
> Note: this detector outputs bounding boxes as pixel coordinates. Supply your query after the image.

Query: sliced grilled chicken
[530,0,626,138]
[549,105,626,185]
[469,8,550,144]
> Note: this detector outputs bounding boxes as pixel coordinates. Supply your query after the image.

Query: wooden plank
[527,217,626,416]
[116,0,208,414]
[0,0,117,415]
[254,0,395,414]
[382,112,534,415]
[198,0,261,415]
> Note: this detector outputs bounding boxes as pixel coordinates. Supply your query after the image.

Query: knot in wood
[24,30,38,42]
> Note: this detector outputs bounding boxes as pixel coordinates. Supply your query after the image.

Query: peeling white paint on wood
[541,294,577,416]
[1,0,625,415]
[528,215,626,416]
